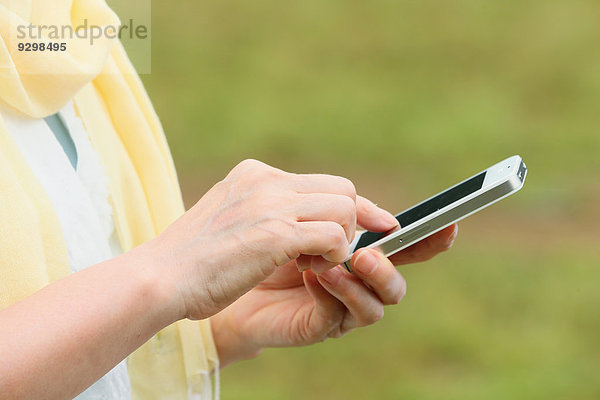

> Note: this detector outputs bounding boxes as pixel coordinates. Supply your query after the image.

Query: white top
[1,102,131,400]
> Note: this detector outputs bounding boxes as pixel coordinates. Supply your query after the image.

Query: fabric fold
[0,1,219,398]
[0,0,119,117]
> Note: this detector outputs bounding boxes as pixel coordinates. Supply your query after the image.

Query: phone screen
[353,171,487,251]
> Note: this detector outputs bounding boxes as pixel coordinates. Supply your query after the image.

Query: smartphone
[343,155,528,272]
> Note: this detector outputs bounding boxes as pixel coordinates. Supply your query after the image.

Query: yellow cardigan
[0,1,219,398]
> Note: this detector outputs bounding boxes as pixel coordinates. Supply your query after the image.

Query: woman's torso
[1,101,131,400]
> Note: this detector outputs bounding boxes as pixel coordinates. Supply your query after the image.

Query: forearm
[210,309,263,369]
[0,243,182,400]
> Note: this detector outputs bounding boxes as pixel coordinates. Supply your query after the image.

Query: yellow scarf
[0,1,219,398]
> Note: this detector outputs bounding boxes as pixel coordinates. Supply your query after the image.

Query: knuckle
[284,223,304,255]
[337,176,357,200]
[236,158,264,170]
[258,164,284,180]
[211,178,230,193]
[336,196,357,240]
[235,159,279,178]
[237,162,285,188]
[271,218,297,241]
[330,223,349,248]
[340,195,357,220]
[255,219,300,265]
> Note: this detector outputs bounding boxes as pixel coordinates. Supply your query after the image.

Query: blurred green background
[130,0,600,398]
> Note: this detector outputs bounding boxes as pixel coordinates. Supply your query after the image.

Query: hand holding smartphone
[344,155,528,272]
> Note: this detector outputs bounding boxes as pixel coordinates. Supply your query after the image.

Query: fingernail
[447,225,459,247]
[318,267,343,286]
[451,224,459,240]
[297,264,309,272]
[379,208,399,228]
[398,278,407,303]
[312,258,333,274]
[354,251,378,276]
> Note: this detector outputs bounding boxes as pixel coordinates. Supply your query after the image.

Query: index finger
[356,195,399,232]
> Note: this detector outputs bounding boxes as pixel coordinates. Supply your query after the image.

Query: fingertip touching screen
[354,172,487,251]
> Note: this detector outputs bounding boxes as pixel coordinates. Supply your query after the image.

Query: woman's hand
[148,159,395,321]
[210,215,458,367]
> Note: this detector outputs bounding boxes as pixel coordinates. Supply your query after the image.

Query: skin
[0,159,457,398]
[211,224,458,367]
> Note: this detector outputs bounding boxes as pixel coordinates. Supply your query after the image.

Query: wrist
[210,308,264,369]
[124,240,186,325]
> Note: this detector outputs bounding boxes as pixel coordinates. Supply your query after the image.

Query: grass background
[119,0,599,398]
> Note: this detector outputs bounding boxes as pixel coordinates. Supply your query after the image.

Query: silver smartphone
[343,155,528,272]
